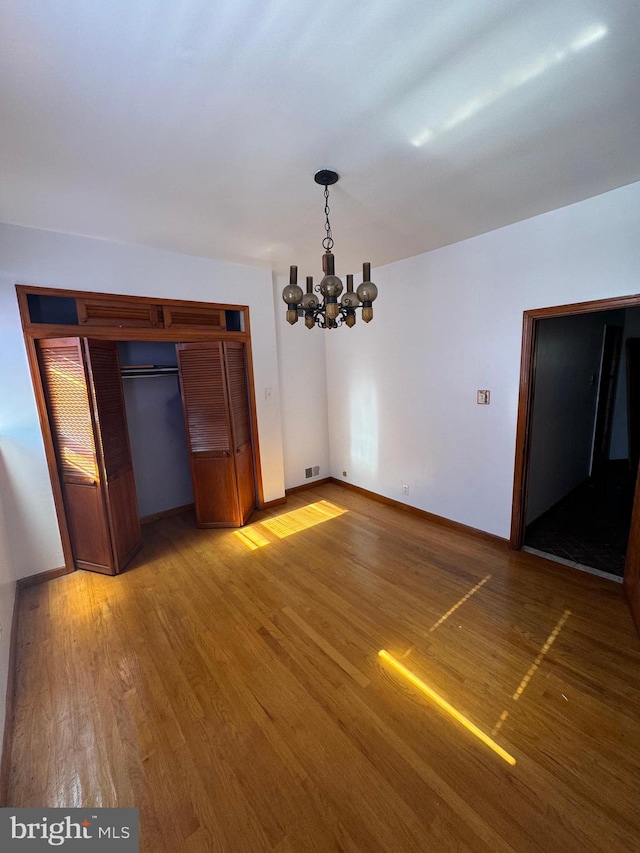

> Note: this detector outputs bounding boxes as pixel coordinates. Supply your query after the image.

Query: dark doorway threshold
[524,460,634,579]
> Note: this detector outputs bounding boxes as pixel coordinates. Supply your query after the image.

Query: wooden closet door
[38,338,113,573]
[177,342,240,527]
[224,342,256,525]
[38,338,141,574]
[84,339,142,571]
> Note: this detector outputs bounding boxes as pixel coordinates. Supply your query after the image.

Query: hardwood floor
[6,483,640,851]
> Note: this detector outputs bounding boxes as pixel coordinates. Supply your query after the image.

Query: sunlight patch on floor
[428,574,491,632]
[492,608,572,735]
[234,500,347,549]
[378,649,516,765]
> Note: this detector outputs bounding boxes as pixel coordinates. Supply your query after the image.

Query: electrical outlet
[402,483,409,496]
[342,471,347,477]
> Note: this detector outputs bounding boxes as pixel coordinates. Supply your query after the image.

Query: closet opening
[17,285,264,577]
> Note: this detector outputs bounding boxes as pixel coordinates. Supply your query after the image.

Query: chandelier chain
[322,185,333,252]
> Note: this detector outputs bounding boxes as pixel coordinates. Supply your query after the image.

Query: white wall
[325,181,640,538]
[122,378,194,519]
[0,223,285,578]
[0,453,17,777]
[525,312,615,525]
[118,341,194,518]
[273,274,330,489]
[0,270,64,575]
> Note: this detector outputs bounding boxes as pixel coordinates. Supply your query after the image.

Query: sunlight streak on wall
[349,383,379,475]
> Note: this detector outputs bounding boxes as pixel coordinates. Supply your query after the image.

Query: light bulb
[356,281,378,303]
[302,292,319,311]
[326,300,340,320]
[320,275,343,299]
[282,284,303,306]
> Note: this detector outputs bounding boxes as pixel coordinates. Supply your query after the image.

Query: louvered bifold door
[224,342,256,524]
[84,339,142,571]
[177,342,240,527]
[38,338,114,573]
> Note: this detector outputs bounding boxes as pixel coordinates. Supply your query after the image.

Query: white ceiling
[1,0,640,277]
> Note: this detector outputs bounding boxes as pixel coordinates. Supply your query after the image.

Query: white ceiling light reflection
[411,22,608,147]
[570,23,608,52]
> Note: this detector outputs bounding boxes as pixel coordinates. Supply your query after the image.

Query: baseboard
[329,478,509,547]
[259,496,287,510]
[140,503,195,524]
[0,583,20,805]
[17,566,72,590]
[285,478,332,496]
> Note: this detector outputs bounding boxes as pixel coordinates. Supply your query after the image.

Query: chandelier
[282,170,378,329]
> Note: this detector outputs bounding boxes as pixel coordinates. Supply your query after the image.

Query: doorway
[510,294,640,633]
[522,308,637,579]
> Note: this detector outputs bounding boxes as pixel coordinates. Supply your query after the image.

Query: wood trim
[17,324,251,344]
[510,312,537,548]
[259,496,287,510]
[16,283,250,343]
[525,294,640,319]
[242,322,266,510]
[330,479,509,547]
[17,566,72,590]
[0,583,20,806]
[16,284,249,316]
[285,478,332,495]
[140,503,195,524]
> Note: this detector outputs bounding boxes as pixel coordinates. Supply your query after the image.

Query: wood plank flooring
[6,483,640,851]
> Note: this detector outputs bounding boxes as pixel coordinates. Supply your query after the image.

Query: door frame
[509,294,640,592]
[511,293,640,549]
[16,285,267,575]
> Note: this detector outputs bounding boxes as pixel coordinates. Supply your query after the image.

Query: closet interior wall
[118,340,194,521]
